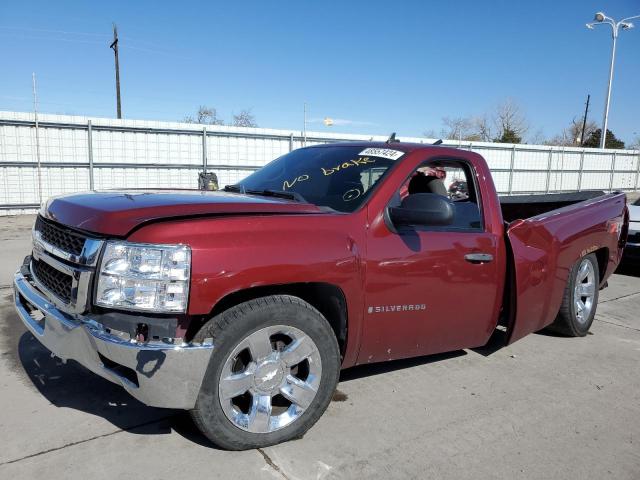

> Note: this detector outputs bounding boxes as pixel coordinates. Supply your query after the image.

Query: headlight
[95,241,191,313]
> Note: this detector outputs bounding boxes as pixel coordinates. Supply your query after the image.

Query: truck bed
[499,190,607,224]
[503,191,627,343]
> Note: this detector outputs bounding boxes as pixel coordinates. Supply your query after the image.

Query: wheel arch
[186,282,349,357]
[593,246,609,285]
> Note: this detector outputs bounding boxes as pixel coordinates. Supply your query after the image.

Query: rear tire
[548,253,599,337]
[190,295,340,450]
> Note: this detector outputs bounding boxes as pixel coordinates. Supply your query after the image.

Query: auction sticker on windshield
[358,148,404,161]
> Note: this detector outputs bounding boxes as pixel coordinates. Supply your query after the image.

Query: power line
[0,32,104,45]
[0,25,111,37]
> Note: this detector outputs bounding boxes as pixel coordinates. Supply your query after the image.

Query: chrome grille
[31,258,73,303]
[35,216,86,256]
[30,217,104,314]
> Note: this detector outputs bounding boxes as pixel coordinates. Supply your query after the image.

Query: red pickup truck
[13,142,628,449]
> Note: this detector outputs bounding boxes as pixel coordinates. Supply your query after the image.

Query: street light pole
[601,28,617,149]
[586,12,639,148]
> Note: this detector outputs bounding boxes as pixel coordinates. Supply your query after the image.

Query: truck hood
[42,190,324,237]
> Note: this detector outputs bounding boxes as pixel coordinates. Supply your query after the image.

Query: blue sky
[1,0,638,144]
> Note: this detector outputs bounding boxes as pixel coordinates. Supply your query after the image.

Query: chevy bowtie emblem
[32,240,44,256]
[260,370,278,382]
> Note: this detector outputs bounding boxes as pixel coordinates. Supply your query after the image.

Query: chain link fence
[1,110,638,215]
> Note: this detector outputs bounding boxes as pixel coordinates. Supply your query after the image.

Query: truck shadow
[12,326,473,449]
[339,350,467,382]
[16,330,179,435]
[615,261,640,278]
[15,326,229,447]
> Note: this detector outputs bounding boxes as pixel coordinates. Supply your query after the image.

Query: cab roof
[306,141,477,159]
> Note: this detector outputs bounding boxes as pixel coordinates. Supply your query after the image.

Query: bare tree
[546,117,598,146]
[423,129,438,139]
[232,109,258,128]
[472,116,492,142]
[629,135,640,150]
[183,105,225,125]
[545,131,573,147]
[493,99,529,142]
[437,115,495,142]
[441,116,475,141]
[528,129,547,145]
[572,118,598,145]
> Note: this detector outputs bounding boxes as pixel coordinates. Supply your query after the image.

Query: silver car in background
[624,198,640,262]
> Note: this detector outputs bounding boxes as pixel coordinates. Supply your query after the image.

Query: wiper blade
[224,185,306,203]
[247,189,307,203]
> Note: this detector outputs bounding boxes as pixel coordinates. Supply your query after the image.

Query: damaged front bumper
[13,267,213,409]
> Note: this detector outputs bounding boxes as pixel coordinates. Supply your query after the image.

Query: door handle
[464,253,494,264]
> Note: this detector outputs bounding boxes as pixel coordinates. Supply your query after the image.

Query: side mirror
[389,193,455,227]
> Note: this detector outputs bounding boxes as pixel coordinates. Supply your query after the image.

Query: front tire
[548,253,599,337]
[190,295,340,450]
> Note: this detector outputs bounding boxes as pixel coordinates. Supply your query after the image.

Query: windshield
[236,145,403,212]
[634,197,640,206]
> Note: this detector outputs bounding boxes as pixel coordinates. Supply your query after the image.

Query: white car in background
[626,198,640,262]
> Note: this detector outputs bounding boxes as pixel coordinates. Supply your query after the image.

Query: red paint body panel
[43,142,628,369]
[42,190,323,236]
[358,148,507,363]
[506,192,627,343]
[361,229,503,362]
[127,212,367,367]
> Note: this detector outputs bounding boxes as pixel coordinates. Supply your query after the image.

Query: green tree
[583,128,625,149]
[494,127,522,144]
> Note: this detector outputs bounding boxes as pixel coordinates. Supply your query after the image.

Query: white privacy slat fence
[1,110,638,215]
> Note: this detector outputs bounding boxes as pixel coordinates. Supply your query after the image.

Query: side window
[393,159,483,231]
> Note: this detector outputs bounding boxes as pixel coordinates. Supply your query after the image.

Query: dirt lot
[0,215,639,479]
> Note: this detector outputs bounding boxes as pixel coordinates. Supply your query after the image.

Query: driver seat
[408,173,447,197]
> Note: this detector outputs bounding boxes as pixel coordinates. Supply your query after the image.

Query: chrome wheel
[218,325,322,434]
[574,258,596,325]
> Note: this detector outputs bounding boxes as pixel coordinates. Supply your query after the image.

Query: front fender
[127,213,366,365]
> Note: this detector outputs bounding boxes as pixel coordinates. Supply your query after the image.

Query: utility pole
[32,73,43,206]
[580,94,590,146]
[303,102,307,147]
[110,23,122,119]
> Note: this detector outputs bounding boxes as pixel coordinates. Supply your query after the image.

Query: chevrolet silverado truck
[13,142,628,450]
